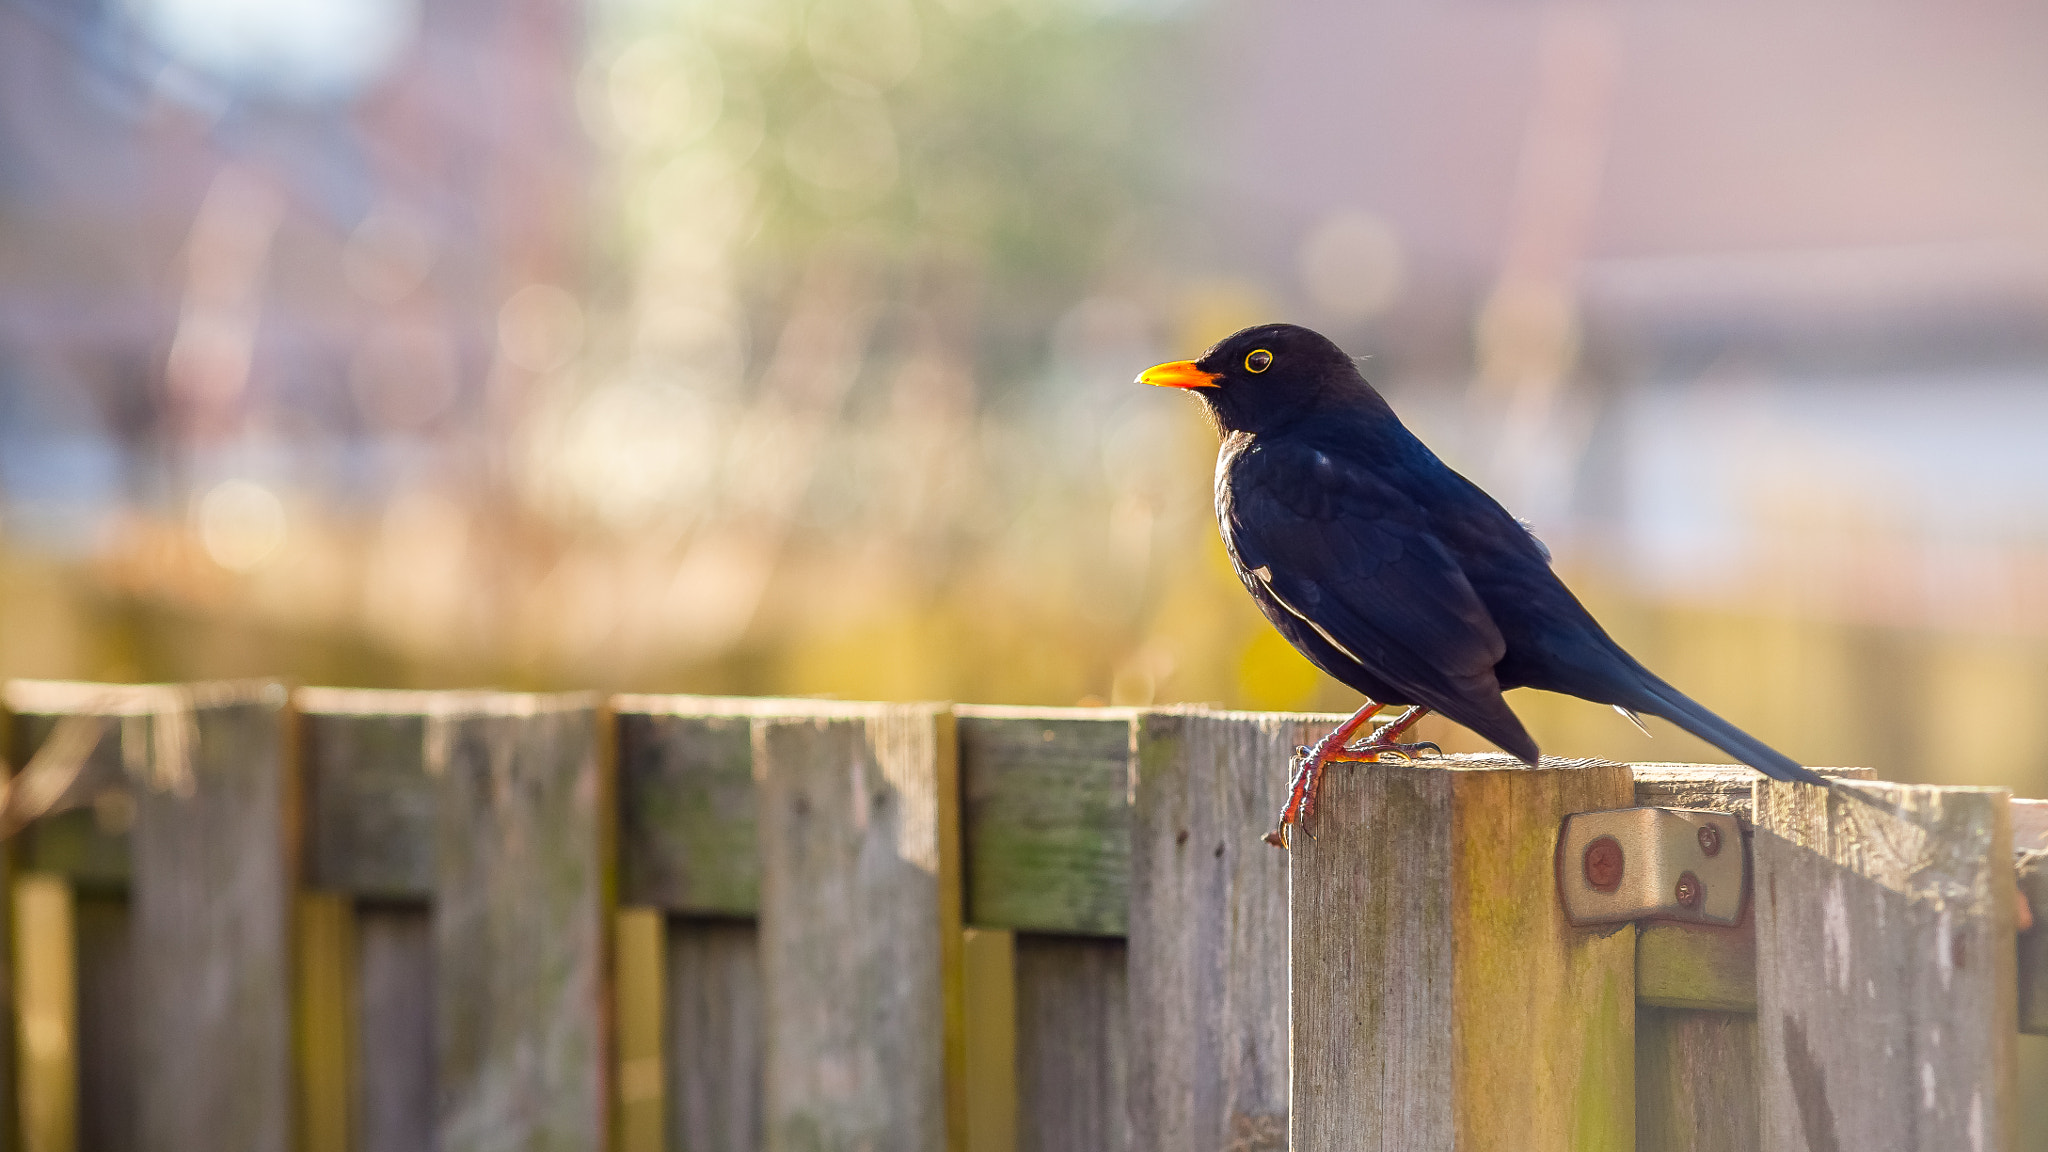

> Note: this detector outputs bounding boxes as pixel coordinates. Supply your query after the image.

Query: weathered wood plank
[2017,851,2047,1035]
[1636,1007,1759,1152]
[1630,765,1766,1152]
[2021,797,2047,1036]
[433,693,609,1152]
[127,681,295,1152]
[616,705,757,915]
[958,707,1133,937]
[356,905,434,1152]
[1289,753,1636,1152]
[5,706,129,890]
[614,700,1140,933]
[2012,798,2048,854]
[1633,764,1876,1013]
[1129,709,1323,1152]
[1754,779,2017,1150]
[754,703,961,1152]
[73,895,134,1152]
[666,917,764,1152]
[1013,936,1128,1152]
[297,689,436,900]
[1637,921,1756,1014]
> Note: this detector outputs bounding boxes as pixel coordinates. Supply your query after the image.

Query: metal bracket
[1558,807,1746,927]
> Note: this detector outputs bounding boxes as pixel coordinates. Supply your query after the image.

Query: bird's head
[1137,322,1383,435]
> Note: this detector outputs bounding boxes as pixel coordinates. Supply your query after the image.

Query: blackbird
[1139,322,1827,846]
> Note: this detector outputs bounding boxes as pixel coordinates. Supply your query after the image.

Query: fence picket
[356,906,434,1152]
[1754,779,2018,1150]
[1128,709,1314,1152]
[432,693,609,1152]
[128,681,295,1152]
[754,703,962,1152]
[665,917,764,1152]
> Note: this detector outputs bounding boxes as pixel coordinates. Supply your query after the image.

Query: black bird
[1139,323,1828,845]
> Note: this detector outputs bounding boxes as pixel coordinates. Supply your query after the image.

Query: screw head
[1697,823,1722,857]
[1675,871,1704,909]
[1583,836,1624,893]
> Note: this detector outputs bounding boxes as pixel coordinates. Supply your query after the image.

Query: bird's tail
[1624,670,1829,786]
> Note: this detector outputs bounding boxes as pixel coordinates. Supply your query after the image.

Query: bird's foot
[1327,738,1443,764]
[1264,707,1437,850]
[1264,736,1341,849]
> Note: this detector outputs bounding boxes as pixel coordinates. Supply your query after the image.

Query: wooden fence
[1,679,2044,1151]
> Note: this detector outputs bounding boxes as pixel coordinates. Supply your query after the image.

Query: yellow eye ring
[1245,349,1274,373]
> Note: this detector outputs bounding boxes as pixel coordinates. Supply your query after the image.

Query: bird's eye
[1245,349,1274,373]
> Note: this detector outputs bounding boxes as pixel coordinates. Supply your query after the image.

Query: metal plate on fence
[1558,807,1745,927]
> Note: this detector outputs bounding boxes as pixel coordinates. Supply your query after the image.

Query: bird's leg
[1263,707,1445,849]
[1300,707,1440,825]
[1327,705,1440,764]
[1264,701,1384,849]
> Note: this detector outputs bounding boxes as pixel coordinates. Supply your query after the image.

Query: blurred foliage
[588,0,1192,393]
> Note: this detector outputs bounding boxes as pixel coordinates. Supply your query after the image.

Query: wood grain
[1289,753,1636,1152]
[666,917,764,1152]
[432,693,610,1152]
[1636,1007,1758,1152]
[73,895,134,1152]
[298,690,435,900]
[1754,779,2017,1150]
[128,681,295,1152]
[1630,764,1873,822]
[614,700,1142,934]
[356,905,434,1152]
[617,709,758,915]
[2013,798,2048,854]
[2021,799,2047,1036]
[2018,850,2047,1036]
[1632,765,1874,1013]
[1630,765,1772,1151]
[1013,936,1128,1152]
[1128,709,1322,1152]
[957,707,1134,937]
[7,709,129,890]
[754,703,960,1152]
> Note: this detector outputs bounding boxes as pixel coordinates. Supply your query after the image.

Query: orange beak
[1137,359,1221,389]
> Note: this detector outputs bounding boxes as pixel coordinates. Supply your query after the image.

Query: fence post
[1288,753,1636,1151]
[1128,709,1322,1152]
[1753,779,2017,1150]
[431,693,610,1152]
[754,703,962,1152]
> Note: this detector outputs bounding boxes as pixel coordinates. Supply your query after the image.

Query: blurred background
[4,0,2048,799]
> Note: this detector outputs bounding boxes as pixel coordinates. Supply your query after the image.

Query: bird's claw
[1329,738,1443,763]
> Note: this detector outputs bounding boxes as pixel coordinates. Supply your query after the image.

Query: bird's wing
[1223,440,1510,719]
